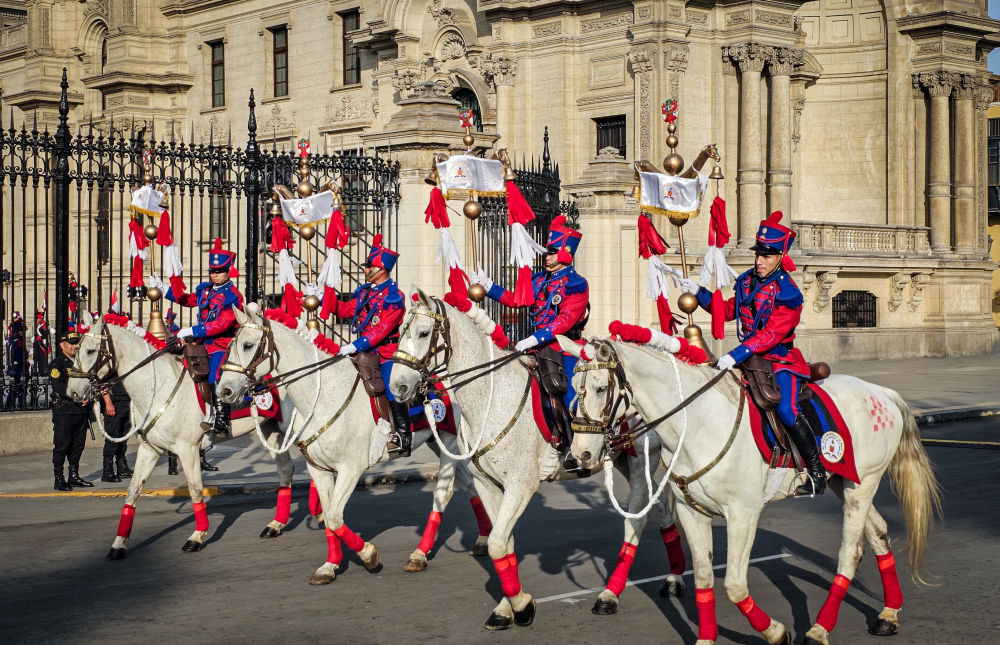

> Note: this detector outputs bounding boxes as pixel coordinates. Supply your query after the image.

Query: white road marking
[536,552,792,604]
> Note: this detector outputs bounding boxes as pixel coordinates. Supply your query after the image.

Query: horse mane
[611,338,742,401]
[262,307,341,356]
[438,292,511,349]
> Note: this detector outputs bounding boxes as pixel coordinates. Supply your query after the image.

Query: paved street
[1,417,997,645]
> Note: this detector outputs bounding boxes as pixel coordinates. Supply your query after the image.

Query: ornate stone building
[1,0,998,358]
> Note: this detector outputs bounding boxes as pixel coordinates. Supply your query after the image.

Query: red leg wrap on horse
[333,524,365,552]
[735,594,772,632]
[469,496,492,536]
[273,486,292,525]
[816,574,851,632]
[116,504,136,538]
[417,510,443,554]
[324,527,342,565]
[606,541,638,596]
[660,525,686,575]
[192,501,209,532]
[492,554,522,598]
[876,552,903,610]
[308,480,322,517]
[695,588,719,642]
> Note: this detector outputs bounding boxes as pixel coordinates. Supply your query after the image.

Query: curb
[914,406,1000,426]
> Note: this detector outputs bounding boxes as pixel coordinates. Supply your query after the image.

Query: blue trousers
[563,354,578,413]
[774,370,802,427]
[208,352,226,385]
[380,360,396,402]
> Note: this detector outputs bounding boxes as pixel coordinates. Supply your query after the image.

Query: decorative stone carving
[945,42,974,56]
[767,46,804,75]
[482,55,517,87]
[581,13,633,33]
[727,10,750,27]
[200,114,228,144]
[637,6,651,19]
[122,0,136,25]
[38,7,51,48]
[533,22,561,38]
[686,11,708,26]
[597,146,624,160]
[799,270,814,298]
[427,0,458,28]
[327,95,367,122]
[665,43,689,73]
[629,46,655,74]
[916,43,941,55]
[263,104,293,132]
[912,75,924,99]
[639,74,650,159]
[391,68,421,97]
[669,7,682,19]
[916,71,959,97]
[952,73,980,100]
[907,273,931,312]
[813,272,839,313]
[792,97,806,152]
[795,221,930,255]
[439,34,466,61]
[723,42,769,74]
[84,0,109,20]
[888,272,909,312]
[370,79,380,116]
[756,11,792,27]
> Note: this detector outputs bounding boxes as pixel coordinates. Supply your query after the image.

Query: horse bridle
[72,325,119,391]
[221,318,280,394]
[572,340,637,455]
[391,298,452,392]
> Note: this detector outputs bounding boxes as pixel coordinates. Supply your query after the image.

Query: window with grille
[342,11,360,85]
[272,27,288,97]
[988,120,1000,187]
[594,115,626,157]
[451,87,483,132]
[832,290,876,328]
[210,41,225,108]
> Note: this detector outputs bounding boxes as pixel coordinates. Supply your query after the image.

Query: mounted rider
[681,210,825,496]
[330,234,411,457]
[157,238,243,436]
[471,216,589,450]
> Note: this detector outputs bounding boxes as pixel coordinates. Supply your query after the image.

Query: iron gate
[0,71,399,411]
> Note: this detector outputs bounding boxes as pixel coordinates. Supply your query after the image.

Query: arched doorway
[451,87,483,132]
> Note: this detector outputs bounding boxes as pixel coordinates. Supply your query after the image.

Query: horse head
[66,316,110,402]
[217,304,270,404]
[389,287,449,403]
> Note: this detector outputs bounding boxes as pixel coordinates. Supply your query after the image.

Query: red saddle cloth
[192,379,282,421]
[369,380,458,435]
[529,377,556,446]
[746,383,860,484]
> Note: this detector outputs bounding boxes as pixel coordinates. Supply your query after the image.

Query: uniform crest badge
[371,315,380,325]
[820,431,845,463]
[551,294,563,306]
[50,367,60,379]
[254,391,274,410]
[430,398,447,423]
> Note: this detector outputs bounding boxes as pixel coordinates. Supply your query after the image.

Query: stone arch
[78,17,109,76]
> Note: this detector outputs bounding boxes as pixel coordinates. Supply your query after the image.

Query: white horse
[560,336,941,645]
[216,306,494,585]
[388,291,686,629]
[65,313,299,559]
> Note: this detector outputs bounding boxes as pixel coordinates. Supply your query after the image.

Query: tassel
[319,285,337,320]
[129,256,144,289]
[156,210,173,245]
[281,283,302,318]
[711,290,726,340]
[708,197,730,247]
[424,186,450,229]
[556,244,572,265]
[229,265,239,278]
[513,265,534,307]
[326,208,350,249]
[270,216,294,253]
[638,214,668,259]
[781,253,796,272]
[316,252,342,290]
[437,229,468,298]
[505,180,535,226]
[656,296,681,336]
[169,275,187,299]
[448,267,468,297]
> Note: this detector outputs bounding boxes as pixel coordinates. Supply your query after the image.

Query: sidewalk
[2,352,998,498]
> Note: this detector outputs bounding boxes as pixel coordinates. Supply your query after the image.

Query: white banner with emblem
[436,154,505,199]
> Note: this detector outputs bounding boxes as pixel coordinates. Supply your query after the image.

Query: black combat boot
[101,455,121,483]
[68,465,95,488]
[54,466,73,492]
[388,400,413,458]
[167,452,179,475]
[787,415,827,496]
[212,399,231,437]
[200,448,219,472]
[116,451,133,478]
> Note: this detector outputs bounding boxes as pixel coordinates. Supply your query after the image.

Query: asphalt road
[1,418,997,645]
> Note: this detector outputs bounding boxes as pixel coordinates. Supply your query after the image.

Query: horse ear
[413,285,432,308]
[81,310,94,327]
[556,335,585,360]
[234,307,248,326]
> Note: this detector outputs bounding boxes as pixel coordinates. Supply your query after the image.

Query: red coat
[332,280,404,360]
[167,281,243,354]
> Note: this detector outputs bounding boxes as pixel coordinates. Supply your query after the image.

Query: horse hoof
[181,540,204,553]
[591,597,618,615]
[359,543,381,571]
[513,599,536,627]
[868,618,899,636]
[309,573,335,585]
[659,578,685,597]
[259,526,281,539]
[106,547,127,561]
[484,612,513,631]
[404,556,427,572]
[470,542,490,557]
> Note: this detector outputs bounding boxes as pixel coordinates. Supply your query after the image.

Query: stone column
[767,47,803,219]
[919,72,956,254]
[724,43,769,246]
[629,46,656,161]
[482,56,518,147]
[912,76,927,228]
[952,74,978,255]
[976,84,993,255]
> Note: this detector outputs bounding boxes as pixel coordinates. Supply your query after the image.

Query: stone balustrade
[794,220,931,256]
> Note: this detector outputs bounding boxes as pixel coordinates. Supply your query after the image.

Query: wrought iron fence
[0,71,399,412]
[477,127,578,341]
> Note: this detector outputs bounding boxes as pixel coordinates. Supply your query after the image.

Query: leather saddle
[740,354,831,467]
[522,347,569,449]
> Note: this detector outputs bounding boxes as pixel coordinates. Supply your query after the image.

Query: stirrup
[387,432,411,457]
[794,472,826,497]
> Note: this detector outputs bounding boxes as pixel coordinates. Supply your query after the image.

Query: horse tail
[882,387,942,584]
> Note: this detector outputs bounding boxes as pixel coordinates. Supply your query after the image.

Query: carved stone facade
[0,0,997,359]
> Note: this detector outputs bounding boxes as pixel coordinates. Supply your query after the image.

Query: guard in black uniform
[49,329,94,491]
[100,373,133,482]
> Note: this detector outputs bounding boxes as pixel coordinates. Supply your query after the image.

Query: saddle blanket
[369,380,457,435]
[746,383,860,484]
[191,380,282,421]
[530,377,556,446]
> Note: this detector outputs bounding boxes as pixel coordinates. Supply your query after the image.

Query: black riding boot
[54,466,73,492]
[68,465,94,488]
[200,448,219,472]
[388,400,413,458]
[212,399,231,437]
[101,455,122,483]
[116,452,133,479]
[167,452,179,475]
[787,415,826,496]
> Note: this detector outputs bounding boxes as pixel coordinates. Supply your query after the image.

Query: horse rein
[72,325,179,394]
